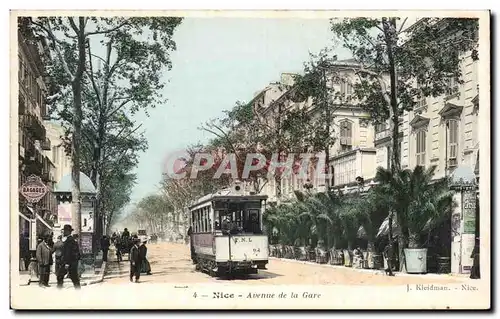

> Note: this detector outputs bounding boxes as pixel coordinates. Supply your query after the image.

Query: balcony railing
[339,137,352,146]
[375,129,391,141]
[22,113,46,140]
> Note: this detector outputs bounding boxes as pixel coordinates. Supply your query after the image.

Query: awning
[36,214,53,231]
[19,211,31,222]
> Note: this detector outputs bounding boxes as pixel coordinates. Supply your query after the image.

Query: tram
[188,182,269,276]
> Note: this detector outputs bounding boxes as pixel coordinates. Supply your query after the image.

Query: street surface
[101,242,467,286]
[13,242,483,309]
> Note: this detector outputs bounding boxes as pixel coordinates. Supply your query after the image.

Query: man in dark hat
[101,235,110,262]
[129,238,141,283]
[36,233,53,287]
[57,224,81,289]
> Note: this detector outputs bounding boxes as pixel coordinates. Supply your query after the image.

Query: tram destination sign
[19,175,48,203]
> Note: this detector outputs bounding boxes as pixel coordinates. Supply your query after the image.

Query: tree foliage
[20,16,183,233]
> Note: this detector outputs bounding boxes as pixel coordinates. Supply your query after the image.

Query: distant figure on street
[470,237,480,279]
[383,242,395,276]
[187,226,195,263]
[122,228,130,239]
[57,224,81,289]
[115,238,123,262]
[101,235,110,262]
[19,232,30,271]
[139,239,152,275]
[129,238,141,283]
[111,232,117,245]
[36,233,53,287]
[53,235,64,276]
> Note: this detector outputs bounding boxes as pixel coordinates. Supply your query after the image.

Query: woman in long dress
[139,240,152,275]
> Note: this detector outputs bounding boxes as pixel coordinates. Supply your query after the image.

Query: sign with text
[463,191,477,234]
[80,232,93,255]
[19,175,48,203]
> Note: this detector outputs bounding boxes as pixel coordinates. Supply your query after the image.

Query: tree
[293,50,346,189]
[330,17,478,271]
[202,91,314,197]
[23,16,183,241]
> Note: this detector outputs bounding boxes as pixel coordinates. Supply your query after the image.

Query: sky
[125,17,351,214]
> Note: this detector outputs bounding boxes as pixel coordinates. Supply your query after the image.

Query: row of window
[191,204,262,233]
[414,119,459,167]
[19,56,46,115]
[191,205,212,233]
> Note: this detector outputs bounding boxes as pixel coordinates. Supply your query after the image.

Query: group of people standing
[35,224,81,289]
[112,228,152,283]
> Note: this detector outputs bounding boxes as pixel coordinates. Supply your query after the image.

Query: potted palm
[376,166,454,274]
[339,198,361,267]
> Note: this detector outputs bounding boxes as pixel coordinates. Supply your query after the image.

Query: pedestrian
[35,233,53,287]
[139,239,152,275]
[19,232,30,271]
[57,224,81,289]
[47,232,54,248]
[122,228,130,239]
[115,238,123,262]
[53,235,64,276]
[129,238,141,283]
[101,235,110,262]
[383,242,395,276]
[470,237,480,279]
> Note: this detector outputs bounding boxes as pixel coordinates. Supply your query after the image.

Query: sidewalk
[19,251,109,287]
[269,257,472,281]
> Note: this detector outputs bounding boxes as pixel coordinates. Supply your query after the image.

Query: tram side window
[203,208,207,232]
[191,212,195,231]
[207,208,212,232]
[196,210,200,233]
[214,211,221,230]
[198,209,203,233]
[244,209,261,233]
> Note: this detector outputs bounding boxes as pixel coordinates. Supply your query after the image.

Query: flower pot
[372,254,383,269]
[308,249,316,262]
[297,246,308,261]
[362,252,370,269]
[436,257,451,274]
[343,250,353,267]
[315,247,327,264]
[404,248,428,274]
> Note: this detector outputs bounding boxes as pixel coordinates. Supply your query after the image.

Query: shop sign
[19,175,48,203]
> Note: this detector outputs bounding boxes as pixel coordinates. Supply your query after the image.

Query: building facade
[44,122,72,184]
[374,25,479,182]
[18,30,57,237]
[251,60,378,202]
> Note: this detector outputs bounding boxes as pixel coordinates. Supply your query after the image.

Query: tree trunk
[70,18,87,246]
[71,82,83,240]
[383,17,405,273]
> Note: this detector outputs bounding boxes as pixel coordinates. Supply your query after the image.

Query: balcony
[375,129,391,141]
[331,148,376,188]
[339,137,352,146]
[41,137,51,150]
[22,113,46,141]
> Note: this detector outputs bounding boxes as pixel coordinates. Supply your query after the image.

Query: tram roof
[188,188,268,210]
